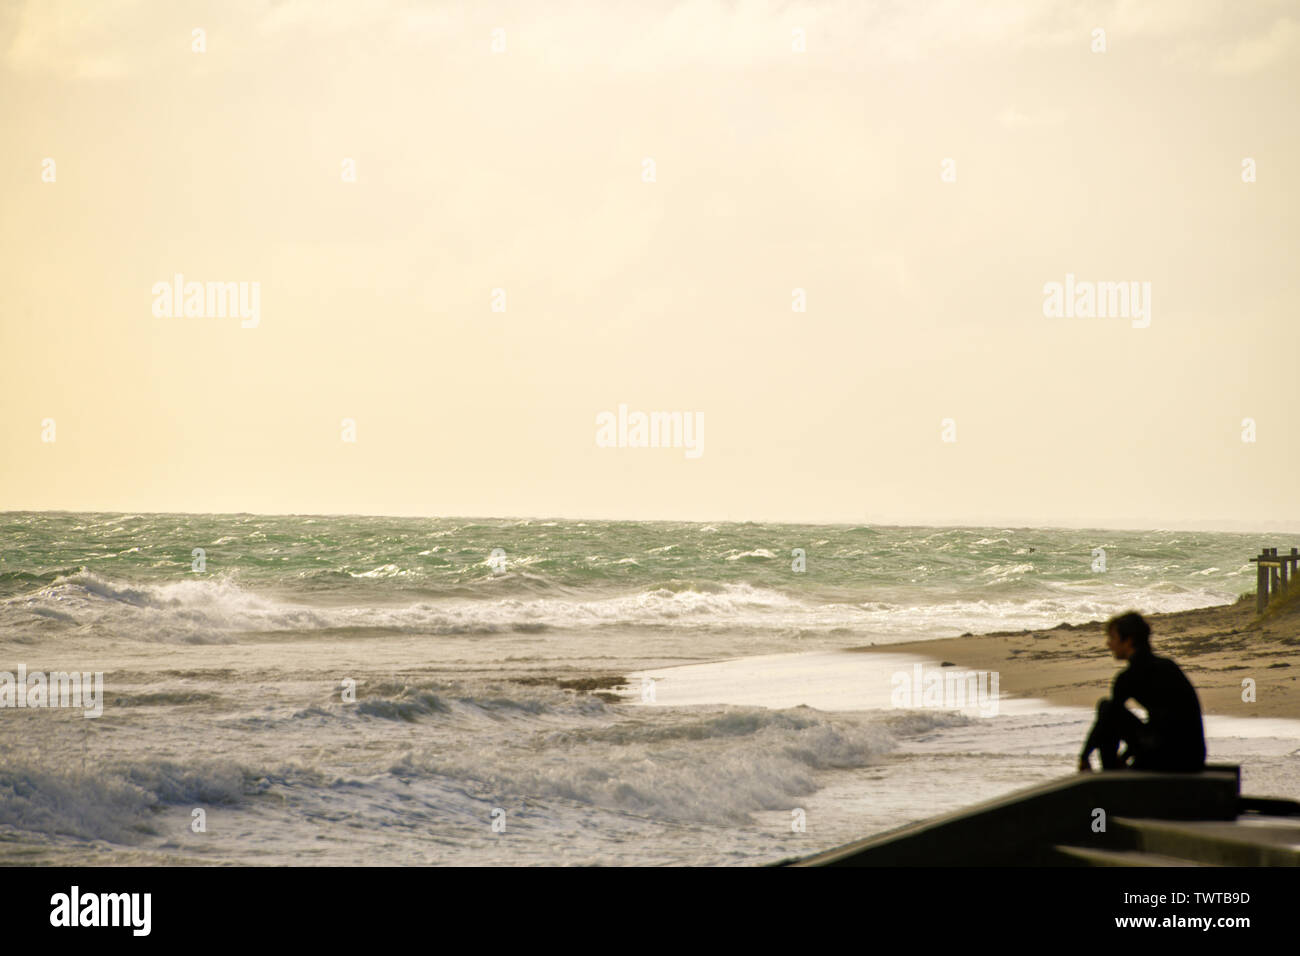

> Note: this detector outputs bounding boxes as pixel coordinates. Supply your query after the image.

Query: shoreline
[853,595,1300,719]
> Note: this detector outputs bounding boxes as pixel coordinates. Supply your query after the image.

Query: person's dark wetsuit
[1080,648,1206,771]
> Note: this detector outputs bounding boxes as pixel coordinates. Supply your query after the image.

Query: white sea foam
[393,705,940,827]
[0,570,1238,645]
[0,759,251,843]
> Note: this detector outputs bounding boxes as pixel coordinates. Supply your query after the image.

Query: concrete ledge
[786,769,1240,867]
[1054,845,1210,867]
[1113,816,1300,867]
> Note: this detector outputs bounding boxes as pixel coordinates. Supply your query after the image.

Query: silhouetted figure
[1079,611,1206,772]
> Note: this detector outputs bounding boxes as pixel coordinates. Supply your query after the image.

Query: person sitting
[1079,611,1206,772]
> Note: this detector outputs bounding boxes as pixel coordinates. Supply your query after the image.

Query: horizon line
[3,507,1298,536]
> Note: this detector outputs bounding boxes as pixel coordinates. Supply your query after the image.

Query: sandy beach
[855,593,1300,719]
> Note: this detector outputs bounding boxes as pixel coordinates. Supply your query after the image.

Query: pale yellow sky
[2,1,1297,529]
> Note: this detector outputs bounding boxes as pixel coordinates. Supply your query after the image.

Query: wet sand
[853,594,1300,719]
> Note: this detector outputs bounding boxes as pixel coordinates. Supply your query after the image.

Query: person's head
[1105,611,1151,660]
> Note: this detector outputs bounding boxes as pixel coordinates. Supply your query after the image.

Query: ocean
[1,512,1294,865]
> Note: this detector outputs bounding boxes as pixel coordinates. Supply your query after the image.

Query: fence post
[1257,551,1268,613]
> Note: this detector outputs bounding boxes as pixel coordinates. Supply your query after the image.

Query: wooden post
[1257,551,1268,613]
[1250,547,1298,612]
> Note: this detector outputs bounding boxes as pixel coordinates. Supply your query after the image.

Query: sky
[2,0,1298,529]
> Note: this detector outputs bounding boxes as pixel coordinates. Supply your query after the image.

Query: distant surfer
[1078,611,1206,772]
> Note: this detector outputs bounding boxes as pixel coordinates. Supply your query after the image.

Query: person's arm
[1078,751,1094,771]
[1079,717,1100,770]
[1079,669,1130,770]
[1079,695,1110,768]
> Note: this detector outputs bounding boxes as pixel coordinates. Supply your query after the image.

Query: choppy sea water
[0,513,1293,865]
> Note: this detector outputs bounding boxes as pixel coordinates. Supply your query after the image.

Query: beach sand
[853,593,1300,719]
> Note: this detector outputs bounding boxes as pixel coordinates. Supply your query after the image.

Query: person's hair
[1106,611,1151,652]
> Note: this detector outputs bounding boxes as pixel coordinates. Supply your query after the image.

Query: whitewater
[0,512,1294,865]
